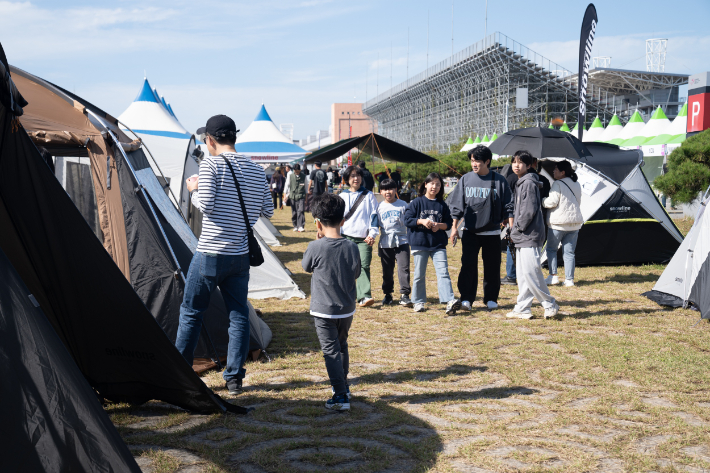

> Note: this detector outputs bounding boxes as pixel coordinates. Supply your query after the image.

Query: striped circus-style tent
[582,116,605,142]
[645,103,688,146]
[597,113,623,142]
[608,110,646,145]
[620,106,671,147]
[234,105,306,164]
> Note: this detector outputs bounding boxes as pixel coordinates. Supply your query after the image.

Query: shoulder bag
[220,156,264,267]
[343,189,369,222]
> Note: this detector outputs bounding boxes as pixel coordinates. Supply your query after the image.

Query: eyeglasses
[199,133,210,143]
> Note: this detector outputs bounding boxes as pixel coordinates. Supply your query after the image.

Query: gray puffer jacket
[511,172,545,248]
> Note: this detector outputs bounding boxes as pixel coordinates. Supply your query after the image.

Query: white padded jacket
[543,177,583,231]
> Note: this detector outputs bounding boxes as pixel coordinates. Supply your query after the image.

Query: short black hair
[380,178,398,190]
[342,165,361,184]
[418,172,445,200]
[468,145,492,165]
[512,150,534,166]
[358,161,366,168]
[293,163,301,171]
[314,161,322,167]
[311,193,345,227]
[209,132,237,146]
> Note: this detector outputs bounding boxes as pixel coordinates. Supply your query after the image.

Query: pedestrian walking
[404,172,461,315]
[176,114,273,395]
[308,161,328,198]
[339,165,379,307]
[505,151,559,320]
[270,167,285,210]
[376,178,412,307]
[543,160,583,287]
[287,164,307,232]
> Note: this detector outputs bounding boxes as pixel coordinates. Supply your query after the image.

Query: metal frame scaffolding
[363,32,681,154]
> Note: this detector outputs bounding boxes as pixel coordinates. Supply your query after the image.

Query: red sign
[688,93,710,133]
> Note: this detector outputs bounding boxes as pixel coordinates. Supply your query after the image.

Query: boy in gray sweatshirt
[506,151,559,320]
[302,194,361,410]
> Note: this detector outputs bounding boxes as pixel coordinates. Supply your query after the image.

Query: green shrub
[654,128,710,204]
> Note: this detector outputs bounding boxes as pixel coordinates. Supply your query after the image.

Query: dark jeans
[291,198,305,228]
[313,316,352,396]
[379,244,411,295]
[272,191,282,209]
[458,232,501,304]
[506,246,517,279]
[175,252,250,382]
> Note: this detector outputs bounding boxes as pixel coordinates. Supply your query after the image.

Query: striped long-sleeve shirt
[191,152,273,255]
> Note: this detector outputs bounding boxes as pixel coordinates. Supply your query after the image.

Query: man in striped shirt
[175,115,273,395]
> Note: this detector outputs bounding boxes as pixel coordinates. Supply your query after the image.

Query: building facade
[331,103,376,143]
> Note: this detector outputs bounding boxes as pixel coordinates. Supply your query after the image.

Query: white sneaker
[359,297,375,307]
[297,227,305,232]
[545,275,559,285]
[564,279,575,287]
[292,227,298,232]
[413,303,426,312]
[506,310,533,319]
[486,301,498,310]
[544,303,560,319]
[460,300,472,311]
[445,298,462,315]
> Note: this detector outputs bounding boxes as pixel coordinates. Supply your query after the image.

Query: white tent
[608,110,645,145]
[118,78,191,202]
[235,105,306,164]
[258,216,283,237]
[644,103,688,146]
[597,114,623,142]
[479,134,491,147]
[582,116,604,142]
[620,106,671,147]
[460,137,475,152]
[254,218,281,246]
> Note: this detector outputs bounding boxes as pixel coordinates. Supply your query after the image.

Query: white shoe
[486,301,498,310]
[445,298,462,315]
[506,310,533,319]
[297,227,305,232]
[460,300,472,311]
[359,297,375,307]
[292,227,298,232]
[564,279,575,287]
[545,275,559,285]
[413,303,426,312]
[544,303,560,319]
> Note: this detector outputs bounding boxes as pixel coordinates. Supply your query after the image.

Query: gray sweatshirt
[447,170,514,234]
[302,237,361,317]
[511,172,546,248]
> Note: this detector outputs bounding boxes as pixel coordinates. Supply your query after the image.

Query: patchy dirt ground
[108,209,710,473]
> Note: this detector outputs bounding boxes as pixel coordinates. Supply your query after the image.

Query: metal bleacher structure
[363,32,688,154]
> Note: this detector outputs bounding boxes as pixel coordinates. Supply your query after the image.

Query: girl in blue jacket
[404,173,461,315]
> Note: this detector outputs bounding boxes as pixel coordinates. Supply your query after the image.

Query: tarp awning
[304,133,436,164]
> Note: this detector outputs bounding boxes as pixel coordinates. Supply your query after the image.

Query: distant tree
[654,128,710,204]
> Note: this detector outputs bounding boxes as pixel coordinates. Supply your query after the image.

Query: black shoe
[382,294,394,305]
[501,276,517,286]
[400,294,414,307]
[226,378,243,395]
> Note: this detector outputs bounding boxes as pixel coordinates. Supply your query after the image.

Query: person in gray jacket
[506,150,559,320]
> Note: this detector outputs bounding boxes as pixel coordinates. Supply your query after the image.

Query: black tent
[0,44,244,414]
[304,133,436,164]
[0,246,142,472]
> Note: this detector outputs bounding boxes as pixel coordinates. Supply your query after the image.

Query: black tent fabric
[0,46,245,414]
[573,142,640,185]
[488,127,590,160]
[0,247,142,472]
[304,133,436,164]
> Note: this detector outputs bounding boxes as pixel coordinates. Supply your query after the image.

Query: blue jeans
[506,246,517,280]
[411,248,455,304]
[546,228,579,280]
[176,252,251,382]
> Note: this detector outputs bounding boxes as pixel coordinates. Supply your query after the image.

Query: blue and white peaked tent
[118,78,192,203]
[235,105,306,164]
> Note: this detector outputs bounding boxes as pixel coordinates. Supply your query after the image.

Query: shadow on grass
[571,272,660,286]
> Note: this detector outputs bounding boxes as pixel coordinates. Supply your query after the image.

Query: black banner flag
[577,4,598,142]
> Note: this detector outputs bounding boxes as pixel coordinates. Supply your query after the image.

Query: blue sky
[2,0,709,139]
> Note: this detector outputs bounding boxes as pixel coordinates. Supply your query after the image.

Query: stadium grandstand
[363,32,688,153]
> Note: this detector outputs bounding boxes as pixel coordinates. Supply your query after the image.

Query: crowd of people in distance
[177,114,585,412]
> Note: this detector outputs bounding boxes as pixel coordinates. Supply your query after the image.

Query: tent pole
[117,119,188,222]
[103,124,223,369]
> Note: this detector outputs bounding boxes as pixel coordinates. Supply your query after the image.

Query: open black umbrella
[488,127,590,159]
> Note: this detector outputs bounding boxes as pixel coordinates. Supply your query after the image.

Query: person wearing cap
[175,114,273,396]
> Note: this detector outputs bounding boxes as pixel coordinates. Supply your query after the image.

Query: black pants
[313,316,352,396]
[379,244,411,295]
[291,198,305,229]
[458,232,501,304]
[272,191,282,209]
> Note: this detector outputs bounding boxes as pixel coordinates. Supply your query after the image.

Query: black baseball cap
[196,114,239,138]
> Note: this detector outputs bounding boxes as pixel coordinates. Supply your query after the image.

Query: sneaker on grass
[325,393,350,411]
[292,227,298,232]
[331,385,351,401]
[445,298,461,316]
[544,303,560,319]
[545,275,559,285]
[460,300,472,311]
[564,279,575,287]
[413,303,426,313]
[297,227,305,232]
[359,298,375,307]
[500,276,517,286]
[382,294,394,306]
[225,378,243,395]
[486,301,498,310]
[506,310,533,319]
[400,294,413,307]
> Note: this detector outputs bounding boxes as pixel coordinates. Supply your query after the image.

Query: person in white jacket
[339,165,379,306]
[542,160,583,287]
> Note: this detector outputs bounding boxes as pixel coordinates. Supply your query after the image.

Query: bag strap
[558,179,578,203]
[220,155,255,236]
[343,189,369,222]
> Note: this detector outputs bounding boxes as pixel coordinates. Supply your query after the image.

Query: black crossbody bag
[221,156,264,267]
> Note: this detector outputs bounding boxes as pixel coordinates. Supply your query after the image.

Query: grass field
[109,209,710,473]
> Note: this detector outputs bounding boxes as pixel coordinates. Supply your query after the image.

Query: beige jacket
[543,177,583,231]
